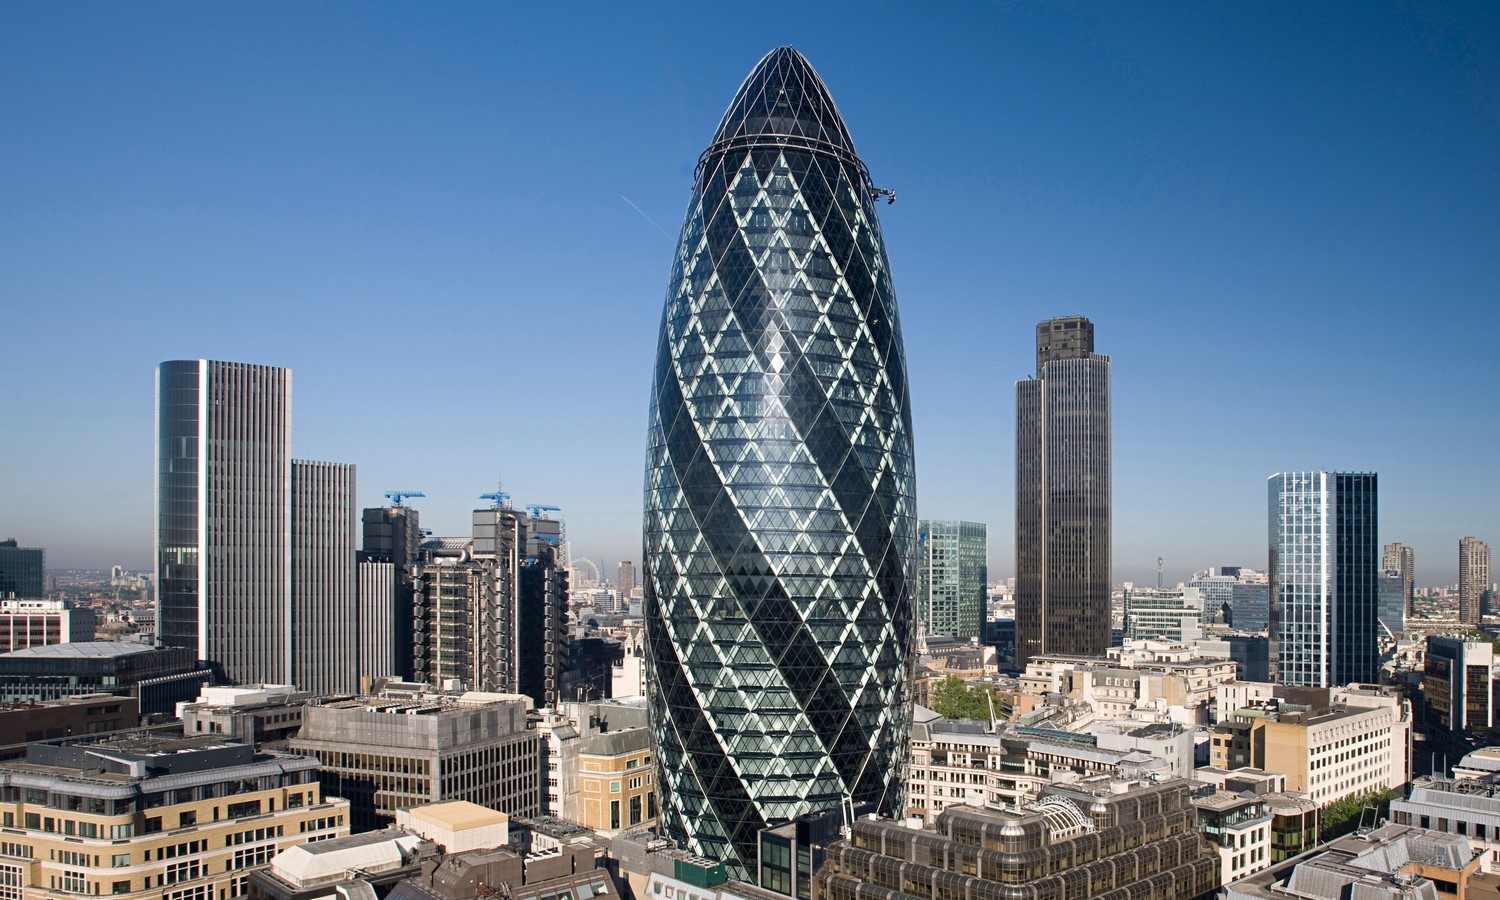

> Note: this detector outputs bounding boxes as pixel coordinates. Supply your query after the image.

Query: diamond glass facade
[643,47,916,872]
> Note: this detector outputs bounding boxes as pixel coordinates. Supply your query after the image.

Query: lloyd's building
[643,47,917,871]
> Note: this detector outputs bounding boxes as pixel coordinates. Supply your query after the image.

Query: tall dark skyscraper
[643,47,916,872]
[1267,472,1379,687]
[1015,316,1111,664]
[0,539,45,600]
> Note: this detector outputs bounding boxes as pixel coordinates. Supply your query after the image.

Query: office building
[177,684,312,745]
[916,520,988,638]
[818,776,1220,900]
[157,360,292,685]
[0,540,44,599]
[291,460,358,696]
[1016,316,1111,663]
[246,827,437,900]
[642,47,916,871]
[1391,775,1500,872]
[576,727,656,835]
[1460,536,1491,626]
[1225,685,1411,806]
[287,684,539,831]
[757,807,846,900]
[616,561,635,596]
[380,818,616,900]
[1123,586,1203,643]
[0,732,350,900]
[1424,635,1495,735]
[0,641,209,715]
[1194,790,1273,885]
[1383,542,1415,617]
[1224,824,1480,900]
[0,599,96,653]
[360,503,423,681]
[517,513,569,709]
[357,560,398,680]
[1267,472,1379,687]
[1188,567,1238,624]
[413,503,568,706]
[1378,569,1407,638]
[0,695,139,761]
[157,360,358,688]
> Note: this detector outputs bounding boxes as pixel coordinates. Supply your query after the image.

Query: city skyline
[4,4,1498,582]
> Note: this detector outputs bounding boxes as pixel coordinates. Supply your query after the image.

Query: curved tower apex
[705,45,859,166]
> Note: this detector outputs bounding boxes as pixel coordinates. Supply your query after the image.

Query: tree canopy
[928,675,998,721]
[1320,787,1399,840]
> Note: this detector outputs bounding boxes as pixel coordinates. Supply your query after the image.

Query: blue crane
[383,490,426,508]
[479,491,511,509]
[526,504,562,519]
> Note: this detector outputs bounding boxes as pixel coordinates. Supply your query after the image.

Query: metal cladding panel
[643,47,916,873]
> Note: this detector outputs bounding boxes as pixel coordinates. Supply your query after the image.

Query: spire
[704,46,858,161]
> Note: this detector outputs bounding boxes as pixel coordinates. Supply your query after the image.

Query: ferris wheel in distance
[569,555,602,588]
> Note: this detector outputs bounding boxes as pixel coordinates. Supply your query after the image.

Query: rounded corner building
[643,46,917,871]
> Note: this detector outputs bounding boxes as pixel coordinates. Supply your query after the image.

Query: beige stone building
[575,728,655,835]
[0,732,348,900]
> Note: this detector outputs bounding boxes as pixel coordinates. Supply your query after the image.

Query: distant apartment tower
[0,539,45,599]
[916,520,988,638]
[1459,536,1490,626]
[156,360,358,688]
[291,461,358,696]
[1016,316,1111,663]
[1267,472,1379,687]
[157,360,292,684]
[1424,636,1495,734]
[616,561,635,595]
[1382,542,1415,617]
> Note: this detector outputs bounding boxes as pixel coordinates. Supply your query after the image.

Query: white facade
[0,598,96,653]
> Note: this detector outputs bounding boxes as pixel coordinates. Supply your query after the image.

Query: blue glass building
[1267,472,1378,687]
[643,47,916,871]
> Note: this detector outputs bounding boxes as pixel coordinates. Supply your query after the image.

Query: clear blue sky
[2,2,1496,585]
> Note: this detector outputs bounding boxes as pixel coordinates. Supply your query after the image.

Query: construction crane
[526,504,562,520]
[384,491,426,508]
[479,491,511,509]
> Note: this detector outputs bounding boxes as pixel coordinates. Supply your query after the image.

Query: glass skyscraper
[1015,316,1111,664]
[1267,472,1378,687]
[643,47,916,872]
[917,520,987,639]
[157,359,292,685]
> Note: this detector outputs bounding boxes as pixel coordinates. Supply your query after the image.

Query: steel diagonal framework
[643,47,916,873]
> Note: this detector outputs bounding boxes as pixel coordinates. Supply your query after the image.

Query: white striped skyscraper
[292,459,358,695]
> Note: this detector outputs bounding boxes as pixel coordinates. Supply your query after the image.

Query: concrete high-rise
[616,560,635,596]
[291,460,358,696]
[1016,316,1111,664]
[643,47,916,872]
[1459,536,1490,626]
[1267,472,1379,687]
[916,520,988,638]
[1382,542,1415,617]
[360,503,422,681]
[157,360,292,685]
